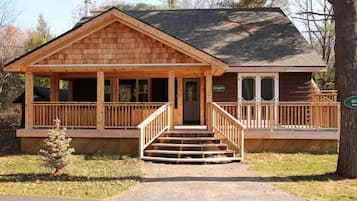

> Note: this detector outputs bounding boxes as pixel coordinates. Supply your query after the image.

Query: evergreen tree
[25,14,52,52]
[24,14,53,87]
[40,119,75,176]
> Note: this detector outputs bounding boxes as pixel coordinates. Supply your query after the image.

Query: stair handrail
[138,103,170,158]
[210,102,246,160]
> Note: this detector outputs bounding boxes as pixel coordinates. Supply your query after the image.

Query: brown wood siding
[213,73,237,102]
[38,22,199,65]
[279,72,312,101]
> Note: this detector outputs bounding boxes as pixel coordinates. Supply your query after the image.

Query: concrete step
[149,143,227,151]
[145,149,234,155]
[141,156,242,163]
[157,137,221,144]
[163,132,214,137]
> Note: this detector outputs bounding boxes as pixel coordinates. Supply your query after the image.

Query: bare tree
[292,0,334,64]
[292,0,335,89]
[0,0,23,109]
[0,0,17,30]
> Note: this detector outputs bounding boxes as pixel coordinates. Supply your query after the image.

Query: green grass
[247,153,357,201]
[0,154,142,200]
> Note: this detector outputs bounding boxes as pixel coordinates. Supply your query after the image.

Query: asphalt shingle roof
[124,8,325,67]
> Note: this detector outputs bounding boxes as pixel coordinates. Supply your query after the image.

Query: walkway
[111,162,304,201]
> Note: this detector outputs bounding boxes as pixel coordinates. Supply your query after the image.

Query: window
[238,73,278,102]
[242,78,255,101]
[261,77,274,101]
[119,79,150,102]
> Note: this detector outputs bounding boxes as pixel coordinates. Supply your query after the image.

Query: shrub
[40,118,75,175]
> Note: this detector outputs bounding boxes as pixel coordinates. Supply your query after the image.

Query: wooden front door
[183,78,200,124]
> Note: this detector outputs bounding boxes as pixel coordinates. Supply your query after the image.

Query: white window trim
[237,73,279,103]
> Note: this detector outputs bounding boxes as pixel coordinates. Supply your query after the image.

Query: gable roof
[4,7,325,73]
[123,8,325,67]
[4,8,227,74]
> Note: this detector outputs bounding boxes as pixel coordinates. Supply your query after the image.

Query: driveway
[110,162,304,201]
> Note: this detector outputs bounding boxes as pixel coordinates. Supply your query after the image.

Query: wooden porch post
[25,72,34,129]
[50,74,59,101]
[67,80,73,101]
[200,76,205,125]
[168,71,175,130]
[206,72,213,130]
[112,78,119,102]
[97,71,105,129]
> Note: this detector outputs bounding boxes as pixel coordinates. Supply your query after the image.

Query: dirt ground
[0,130,19,155]
[112,161,304,201]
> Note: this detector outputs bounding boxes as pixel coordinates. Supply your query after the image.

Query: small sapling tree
[40,118,75,176]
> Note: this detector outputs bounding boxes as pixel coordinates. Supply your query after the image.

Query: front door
[183,78,200,124]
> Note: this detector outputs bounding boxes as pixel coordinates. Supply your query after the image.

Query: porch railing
[218,102,340,131]
[312,90,338,102]
[33,102,97,128]
[138,103,170,158]
[104,102,164,128]
[33,102,165,129]
[210,102,245,160]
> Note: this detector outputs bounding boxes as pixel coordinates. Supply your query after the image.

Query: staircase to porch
[141,129,241,163]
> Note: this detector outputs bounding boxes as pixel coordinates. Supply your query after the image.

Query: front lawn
[0,154,142,200]
[247,153,357,201]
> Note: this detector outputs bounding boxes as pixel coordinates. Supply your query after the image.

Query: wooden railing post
[168,71,175,130]
[269,103,274,131]
[25,72,34,129]
[206,73,213,130]
[96,71,105,130]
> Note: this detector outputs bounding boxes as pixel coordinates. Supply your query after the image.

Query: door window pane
[261,78,274,101]
[186,81,197,101]
[242,78,255,101]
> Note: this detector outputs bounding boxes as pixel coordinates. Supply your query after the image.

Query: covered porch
[20,66,216,133]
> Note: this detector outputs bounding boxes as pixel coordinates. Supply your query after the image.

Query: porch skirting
[20,137,139,156]
[19,135,338,155]
[245,139,338,153]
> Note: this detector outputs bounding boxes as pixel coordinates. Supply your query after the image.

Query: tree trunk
[330,0,357,178]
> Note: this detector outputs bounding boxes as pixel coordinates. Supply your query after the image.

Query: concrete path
[0,162,304,201]
[0,194,87,201]
[111,162,304,201]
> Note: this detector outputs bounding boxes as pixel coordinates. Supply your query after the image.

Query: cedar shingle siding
[38,22,199,65]
[279,72,312,101]
[213,73,237,102]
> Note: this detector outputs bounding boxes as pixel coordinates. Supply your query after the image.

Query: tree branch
[297,11,334,17]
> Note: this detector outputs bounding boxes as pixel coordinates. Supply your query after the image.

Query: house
[4,7,340,162]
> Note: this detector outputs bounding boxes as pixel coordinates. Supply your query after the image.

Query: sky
[12,0,162,36]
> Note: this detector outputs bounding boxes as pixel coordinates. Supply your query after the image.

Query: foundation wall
[21,138,139,156]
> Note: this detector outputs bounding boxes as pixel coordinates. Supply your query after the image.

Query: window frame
[238,73,279,103]
[118,78,151,102]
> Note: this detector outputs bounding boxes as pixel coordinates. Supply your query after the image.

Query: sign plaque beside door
[213,85,225,92]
